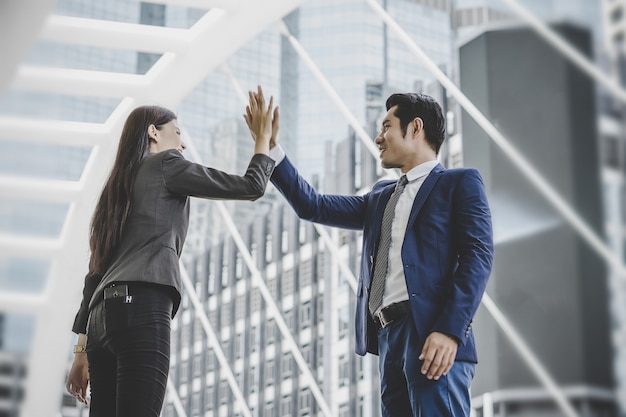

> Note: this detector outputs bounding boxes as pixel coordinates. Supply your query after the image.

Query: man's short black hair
[385,93,446,154]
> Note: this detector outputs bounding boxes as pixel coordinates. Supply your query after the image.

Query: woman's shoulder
[146,149,184,161]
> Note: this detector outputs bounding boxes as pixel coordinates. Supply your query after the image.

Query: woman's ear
[147,124,158,141]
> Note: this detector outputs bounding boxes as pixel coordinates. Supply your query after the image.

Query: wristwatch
[73,344,86,354]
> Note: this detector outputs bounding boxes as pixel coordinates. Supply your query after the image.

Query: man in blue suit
[246,90,493,416]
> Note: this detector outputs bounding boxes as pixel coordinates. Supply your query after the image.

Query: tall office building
[460,22,619,416]
[600,0,626,412]
[453,1,626,414]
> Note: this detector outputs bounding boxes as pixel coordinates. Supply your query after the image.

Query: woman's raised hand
[244,85,276,154]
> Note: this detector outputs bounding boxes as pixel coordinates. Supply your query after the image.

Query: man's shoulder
[440,166,482,179]
[371,178,396,191]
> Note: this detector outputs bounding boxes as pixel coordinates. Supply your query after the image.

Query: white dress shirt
[377,160,439,314]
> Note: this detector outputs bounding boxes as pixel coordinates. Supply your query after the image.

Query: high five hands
[244,85,279,149]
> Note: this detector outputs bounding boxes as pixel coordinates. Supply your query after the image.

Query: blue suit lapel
[407,163,444,228]
[371,182,396,237]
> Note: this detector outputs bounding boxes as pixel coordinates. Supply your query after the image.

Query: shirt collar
[404,159,439,183]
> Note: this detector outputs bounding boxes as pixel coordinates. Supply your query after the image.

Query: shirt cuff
[268,145,286,165]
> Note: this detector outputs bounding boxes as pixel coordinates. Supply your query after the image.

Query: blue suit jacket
[271,156,493,362]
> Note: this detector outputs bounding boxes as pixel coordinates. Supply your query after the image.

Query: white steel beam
[12,66,148,98]
[20,102,127,417]
[41,14,190,54]
[0,117,108,146]
[0,0,57,96]
[0,234,62,258]
[148,0,242,12]
[0,292,46,314]
[0,176,81,203]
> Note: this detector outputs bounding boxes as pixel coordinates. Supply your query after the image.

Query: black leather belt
[373,300,410,329]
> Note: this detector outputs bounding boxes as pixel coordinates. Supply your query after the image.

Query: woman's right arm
[72,272,101,334]
[68,272,99,404]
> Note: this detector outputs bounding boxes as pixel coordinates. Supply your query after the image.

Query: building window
[266,320,276,345]
[206,350,215,372]
[180,360,189,380]
[192,354,202,377]
[282,229,289,254]
[205,386,214,410]
[282,353,293,380]
[249,365,258,393]
[251,242,257,263]
[298,388,312,416]
[604,135,622,169]
[282,270,294,296]
[283,309,294,333]
[234,333,243,359]
[302,343,312,365]
[266,234,273,262]
[357,355,365,381]
[266,359,275,384]
[317,338,324,368]
[300,260,312,287]
[251,288,261,314]
[280,395,292,416]
[236,294,246,321]
[219,380,229,405]
[191,392,201,415]
[235,253,243,280]
[338,306,350,338]
[339,354,349,387]
[338,403,349,417]
[250,325,258,352]
[612,7,623,23]
[299,220,307,244]
[268,277,278,299]
[300,301,312,329]
[221,248,230,288]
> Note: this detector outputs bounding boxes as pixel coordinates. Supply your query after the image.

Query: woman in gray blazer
[65,89,276,417]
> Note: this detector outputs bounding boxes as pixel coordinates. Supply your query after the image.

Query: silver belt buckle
[376,310,390,328]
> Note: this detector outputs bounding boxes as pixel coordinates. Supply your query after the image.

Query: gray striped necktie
[369,175,409,316]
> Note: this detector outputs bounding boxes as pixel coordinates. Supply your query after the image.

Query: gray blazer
[72,149,275,333]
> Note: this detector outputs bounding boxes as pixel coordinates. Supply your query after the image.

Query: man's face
[374,106,414,171]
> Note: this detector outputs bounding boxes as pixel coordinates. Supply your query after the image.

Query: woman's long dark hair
[88,105,177,275]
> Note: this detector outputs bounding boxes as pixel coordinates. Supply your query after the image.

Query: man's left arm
[420,169,494,379]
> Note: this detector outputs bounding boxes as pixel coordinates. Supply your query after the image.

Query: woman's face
[149,120,186,154]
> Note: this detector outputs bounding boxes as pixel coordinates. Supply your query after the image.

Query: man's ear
[412,117,424,137]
